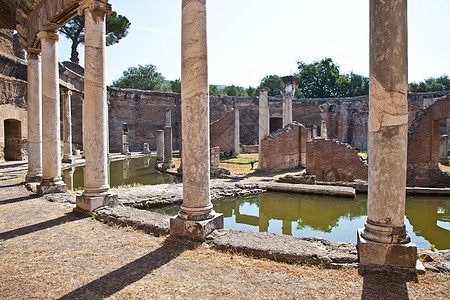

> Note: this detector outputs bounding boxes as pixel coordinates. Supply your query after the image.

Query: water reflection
[157,192,450,249]
[61,156,181,191]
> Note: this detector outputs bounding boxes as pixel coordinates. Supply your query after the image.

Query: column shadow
[58,239,195,300]
[0,211,87,241]
[0,194,39,205]
[361,270,418,300]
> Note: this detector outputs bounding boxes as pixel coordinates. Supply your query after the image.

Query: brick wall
[306,139,368,182]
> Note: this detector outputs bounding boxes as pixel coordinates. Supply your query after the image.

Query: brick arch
[407,95,450,187]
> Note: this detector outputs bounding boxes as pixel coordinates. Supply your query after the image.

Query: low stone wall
[260,122,308,171]
[306,139,368,182]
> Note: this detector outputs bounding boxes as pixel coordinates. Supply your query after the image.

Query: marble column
[62,89,74,163]
[233,106,240,156]
[25,48,43,183]
[36,26,67,196]
[156,129,164,162]
[439,134,448,164]
[258,87,270,168]
[170,0,223,241]
[358,0,418,270]
[163,125,174,169]
[121,123,129,155]
[281,76,299,127]
[76,0,117,212]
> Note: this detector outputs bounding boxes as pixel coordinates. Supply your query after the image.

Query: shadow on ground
[58,239,196,299]
[361,270,418,299]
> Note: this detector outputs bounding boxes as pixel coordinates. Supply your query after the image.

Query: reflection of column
[439,135,448,164]
[76,0,117,212]
[37,26,67,196]
[259,212,269,232]
[62,167,75,191]
[358,0,418,270]
[170,0,223,241]
[26,49,43,183]
[281,76,299,127]
[62,89,74,163]
[122,159,130,181]
[233,106,240,155]
[156,129,164,162]
[282,220,292,236]
[258,87,270,168]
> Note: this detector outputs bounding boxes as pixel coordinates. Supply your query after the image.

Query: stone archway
[3,118,22,161]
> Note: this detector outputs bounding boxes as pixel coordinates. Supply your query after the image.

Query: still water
[155,192,450,250]
[61,156,181,190]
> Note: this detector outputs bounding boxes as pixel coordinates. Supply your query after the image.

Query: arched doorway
[4,119,22,161]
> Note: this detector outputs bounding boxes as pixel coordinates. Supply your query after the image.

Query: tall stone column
[62,89,74,163]
[121,123,129,155]
[281,76,299,127]
[170,0,223,241]
[163,109,174,169]
[233,106,240,155]
[36,26,67,196]
[358,0,418,270]
[156,129,164,162]
[26,49,43,183]
[76,0,117,212]
[258,87,270,168]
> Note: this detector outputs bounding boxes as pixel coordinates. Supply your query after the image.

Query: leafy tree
[112,64,169,91]
[246,86,257,97]
[219,85,249,97]
[169,79,181,93]
[337,72,369,97]
[209,85,220,95]
[408,75,450,92]
[296,58,341,98]
[59,11,131,63]
[258,75,285,97]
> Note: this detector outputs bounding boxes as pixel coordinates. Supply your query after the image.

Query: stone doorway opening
[4,119,22,161]
[270,117,282,134]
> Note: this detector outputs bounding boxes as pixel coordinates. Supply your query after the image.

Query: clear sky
[57,0,450,88]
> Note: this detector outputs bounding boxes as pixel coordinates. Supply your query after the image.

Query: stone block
[357,228,418,269]
[76,193,118,213]
[170,213,224,242]
[37,183,67,196]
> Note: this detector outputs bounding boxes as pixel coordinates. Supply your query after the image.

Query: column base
[357,228,420,271]
[25,173,42,183]
[37,180,67,196]
[170,213,224,242]
[162,161,175,170]
[76,192,118,213]
[62,155,75,163]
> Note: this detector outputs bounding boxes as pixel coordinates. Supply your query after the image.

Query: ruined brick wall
[0,29,14,57]
[260,122,307,171]
[306,139,368,182]
[209,96,235,152]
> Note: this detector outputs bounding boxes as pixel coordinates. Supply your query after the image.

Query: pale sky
[57,0,450,88]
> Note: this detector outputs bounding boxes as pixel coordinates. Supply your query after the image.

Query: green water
[61,156,181,190]
[155,192,450,250]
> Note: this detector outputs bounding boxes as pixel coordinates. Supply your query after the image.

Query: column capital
[61,88,73,97]
[27,48,41,60]
[37,30,59,42]
[257,87,270,93]
[78,0,112,16]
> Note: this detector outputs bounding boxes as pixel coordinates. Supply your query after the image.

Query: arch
[3,118,22,161]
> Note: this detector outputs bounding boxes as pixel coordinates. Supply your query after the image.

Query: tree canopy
[112,64,169,91]
[258,75,285,97]
[59,11,131,63]
[408,75,450,93]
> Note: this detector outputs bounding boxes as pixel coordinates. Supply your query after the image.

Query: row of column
[26,0,116,211]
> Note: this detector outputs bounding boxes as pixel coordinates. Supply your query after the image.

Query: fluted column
[62,89,74,163]
[233,106,240,155]
[258,87,270,168]
[170,0,223,241]
[358,0,418,270]
[36,26,67,195]
[25,48,43,183]
[76,0,117,212]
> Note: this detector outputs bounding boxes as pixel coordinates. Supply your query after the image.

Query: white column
[258,87,270,167]
[156,129,164,162]
[282,76,297,127]
[62,89,74,163]
[233,106,240,155]
[170,0,223,241]
[36,26,66,195]
[76,0,117,212]
[25,48,43,182]
[358,0,418,270]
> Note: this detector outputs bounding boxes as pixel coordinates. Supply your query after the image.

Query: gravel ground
[0,178,449,299]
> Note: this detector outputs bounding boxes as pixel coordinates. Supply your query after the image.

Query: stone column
[320,119,328,139]
[281,76,299,127]
[36,26,67,195]
[439,134,448,164]
[170,0,223,241]
[163,125,174,169]
[121,123,129,155]
[312,125,318,138]
[233,106,240,155]
[25,49,43,183]
[62,89,74,163]
[358,0,418,270]
[258,87,270,168]
[165,109,172,127]
[76,0,117,212]
[156,129,164,162]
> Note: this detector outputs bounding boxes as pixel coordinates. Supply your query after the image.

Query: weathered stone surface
[94,206,170,236]
[210,230,358,266]
[260,182,355,198]
[277,174,316,184]
[76,192,118,213]
[170,213,224,242]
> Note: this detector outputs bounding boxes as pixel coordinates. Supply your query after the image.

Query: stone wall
[0,29,14,57]
[259,122,308,171]
[306,139,368,182]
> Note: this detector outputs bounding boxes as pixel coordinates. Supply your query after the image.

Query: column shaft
[156,129,164,162]
[258,87,270,166]
[26,50,42,182]
[233,106,240,155]
[163,126,173,168]
[62,89,74,163]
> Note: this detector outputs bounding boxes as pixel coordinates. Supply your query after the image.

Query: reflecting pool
[61,156,181,190]
[155,192,450,249]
